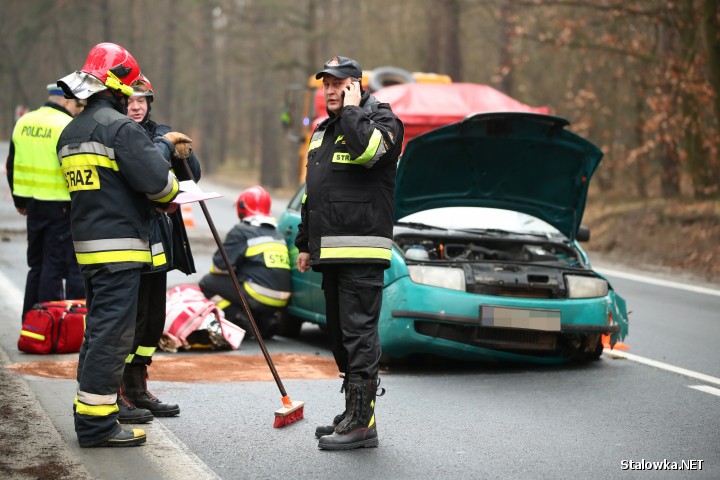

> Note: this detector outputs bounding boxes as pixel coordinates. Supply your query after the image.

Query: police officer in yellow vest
[6,83,86,322]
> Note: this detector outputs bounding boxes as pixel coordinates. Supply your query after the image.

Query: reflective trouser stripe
[75,390,118,415]
[126,345,156,363]
[216,298,231,310]
[243,282,290,307]
[74,268,139,445]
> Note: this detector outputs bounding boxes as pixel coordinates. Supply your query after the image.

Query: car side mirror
[576,225,590,242]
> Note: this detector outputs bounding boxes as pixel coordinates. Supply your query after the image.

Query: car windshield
[398,207,562,237]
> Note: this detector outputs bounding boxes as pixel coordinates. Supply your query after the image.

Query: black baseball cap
[315,56,362,80]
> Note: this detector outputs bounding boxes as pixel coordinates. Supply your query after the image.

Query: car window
[398,207,561,236]
[287,184,306,212]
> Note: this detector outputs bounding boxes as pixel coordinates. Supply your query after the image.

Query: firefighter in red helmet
[56,43,189,448]
[199,186,291,339]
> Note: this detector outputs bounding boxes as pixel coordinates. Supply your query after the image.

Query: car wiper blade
[395,221,448,231]
[457,228,549,238]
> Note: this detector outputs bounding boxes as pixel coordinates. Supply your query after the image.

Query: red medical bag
[18,300,87,354]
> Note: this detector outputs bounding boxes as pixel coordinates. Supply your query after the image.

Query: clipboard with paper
[171,180,222,204]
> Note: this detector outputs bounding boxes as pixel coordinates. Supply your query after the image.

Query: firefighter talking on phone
[295,56,404,450]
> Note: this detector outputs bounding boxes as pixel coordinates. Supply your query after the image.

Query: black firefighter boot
[317,374,384,450]
[123,364,180,417]
[117,385,154,424]
[315,374,349,438]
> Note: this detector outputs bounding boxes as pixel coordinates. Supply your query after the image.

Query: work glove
[162,131,193,160]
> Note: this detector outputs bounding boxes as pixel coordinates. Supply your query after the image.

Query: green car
[278,112,628,364]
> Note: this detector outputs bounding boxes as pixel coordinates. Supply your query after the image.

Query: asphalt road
[1,142,719,479]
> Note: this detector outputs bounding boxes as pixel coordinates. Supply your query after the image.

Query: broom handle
[177,158,288,398]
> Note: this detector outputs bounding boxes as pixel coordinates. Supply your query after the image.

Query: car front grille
[415,321,558,351]
[495,287,554,298]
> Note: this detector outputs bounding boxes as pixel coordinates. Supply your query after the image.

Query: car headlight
[407,266,466,291]
[565,275,608,298]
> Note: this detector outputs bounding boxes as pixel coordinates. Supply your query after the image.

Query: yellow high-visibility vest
[11,105,72,201]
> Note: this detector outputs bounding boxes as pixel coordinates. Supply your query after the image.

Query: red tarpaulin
[312,82,549,148]
[373,83,549,148]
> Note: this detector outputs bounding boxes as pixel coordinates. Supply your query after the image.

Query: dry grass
[583,197,720,281]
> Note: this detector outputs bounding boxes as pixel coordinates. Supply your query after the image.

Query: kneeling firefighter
[199,186,291,339]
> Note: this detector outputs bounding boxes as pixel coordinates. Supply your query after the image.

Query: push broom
[178,158,304,428]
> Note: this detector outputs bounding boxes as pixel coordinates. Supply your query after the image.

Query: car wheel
[379,353,407,367]
[586,336,604,361]
[276,312,303,338]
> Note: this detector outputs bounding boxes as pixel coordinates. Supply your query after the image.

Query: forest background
[1,0,718,281]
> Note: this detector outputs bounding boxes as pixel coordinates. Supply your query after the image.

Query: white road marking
[0,269,220,479]
[689,385,720,397]
[0,268,24,306]
[604,350,720,387]
[595,267,720,297]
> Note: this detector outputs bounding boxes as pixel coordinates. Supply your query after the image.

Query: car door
[277,185,326,321]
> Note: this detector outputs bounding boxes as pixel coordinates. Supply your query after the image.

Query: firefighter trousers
[321,264,384,380]
[128,271,167,366]
[199,273,281,337]
[74,268,140,446]
[22,200,84,321]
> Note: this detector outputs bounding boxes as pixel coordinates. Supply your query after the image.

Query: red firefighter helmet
[80,43,140,96]
[131,74,154,101]
[236,186,271,219]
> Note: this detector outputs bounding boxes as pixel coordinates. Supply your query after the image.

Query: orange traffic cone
[601,334,629,351]
[181,204,196,227]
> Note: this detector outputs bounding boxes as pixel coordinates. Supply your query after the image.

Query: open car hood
[394,113,603,241]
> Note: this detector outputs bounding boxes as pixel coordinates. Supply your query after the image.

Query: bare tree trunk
[162,0,176,122]
[306,0,319,76]
[442,0,463,81]
[497,0,514,95]
[198,2,219,173]
[101,0,111,39]
[658,12,681,197]
[704,0,720,137]
[634,71,649,198]
[425,0,441,73]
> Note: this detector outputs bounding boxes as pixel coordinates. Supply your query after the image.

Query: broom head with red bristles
[273,395,304,428]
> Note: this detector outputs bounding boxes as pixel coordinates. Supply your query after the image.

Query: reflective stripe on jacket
[211,222,291,307]
[10,104,73,201]
[57,96,179,275]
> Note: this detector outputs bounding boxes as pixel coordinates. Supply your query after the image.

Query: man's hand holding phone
[341,80,361,108]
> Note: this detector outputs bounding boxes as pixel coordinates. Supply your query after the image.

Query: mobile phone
[341,80,360,99]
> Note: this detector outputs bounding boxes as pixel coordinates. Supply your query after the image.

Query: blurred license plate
[480,306,561,331]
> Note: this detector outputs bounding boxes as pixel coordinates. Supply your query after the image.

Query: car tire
[276,311,303,338]
[379,353,406,367]
[587,336,604,361]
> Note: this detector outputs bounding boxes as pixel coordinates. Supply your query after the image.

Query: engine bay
[395,233,583,267]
